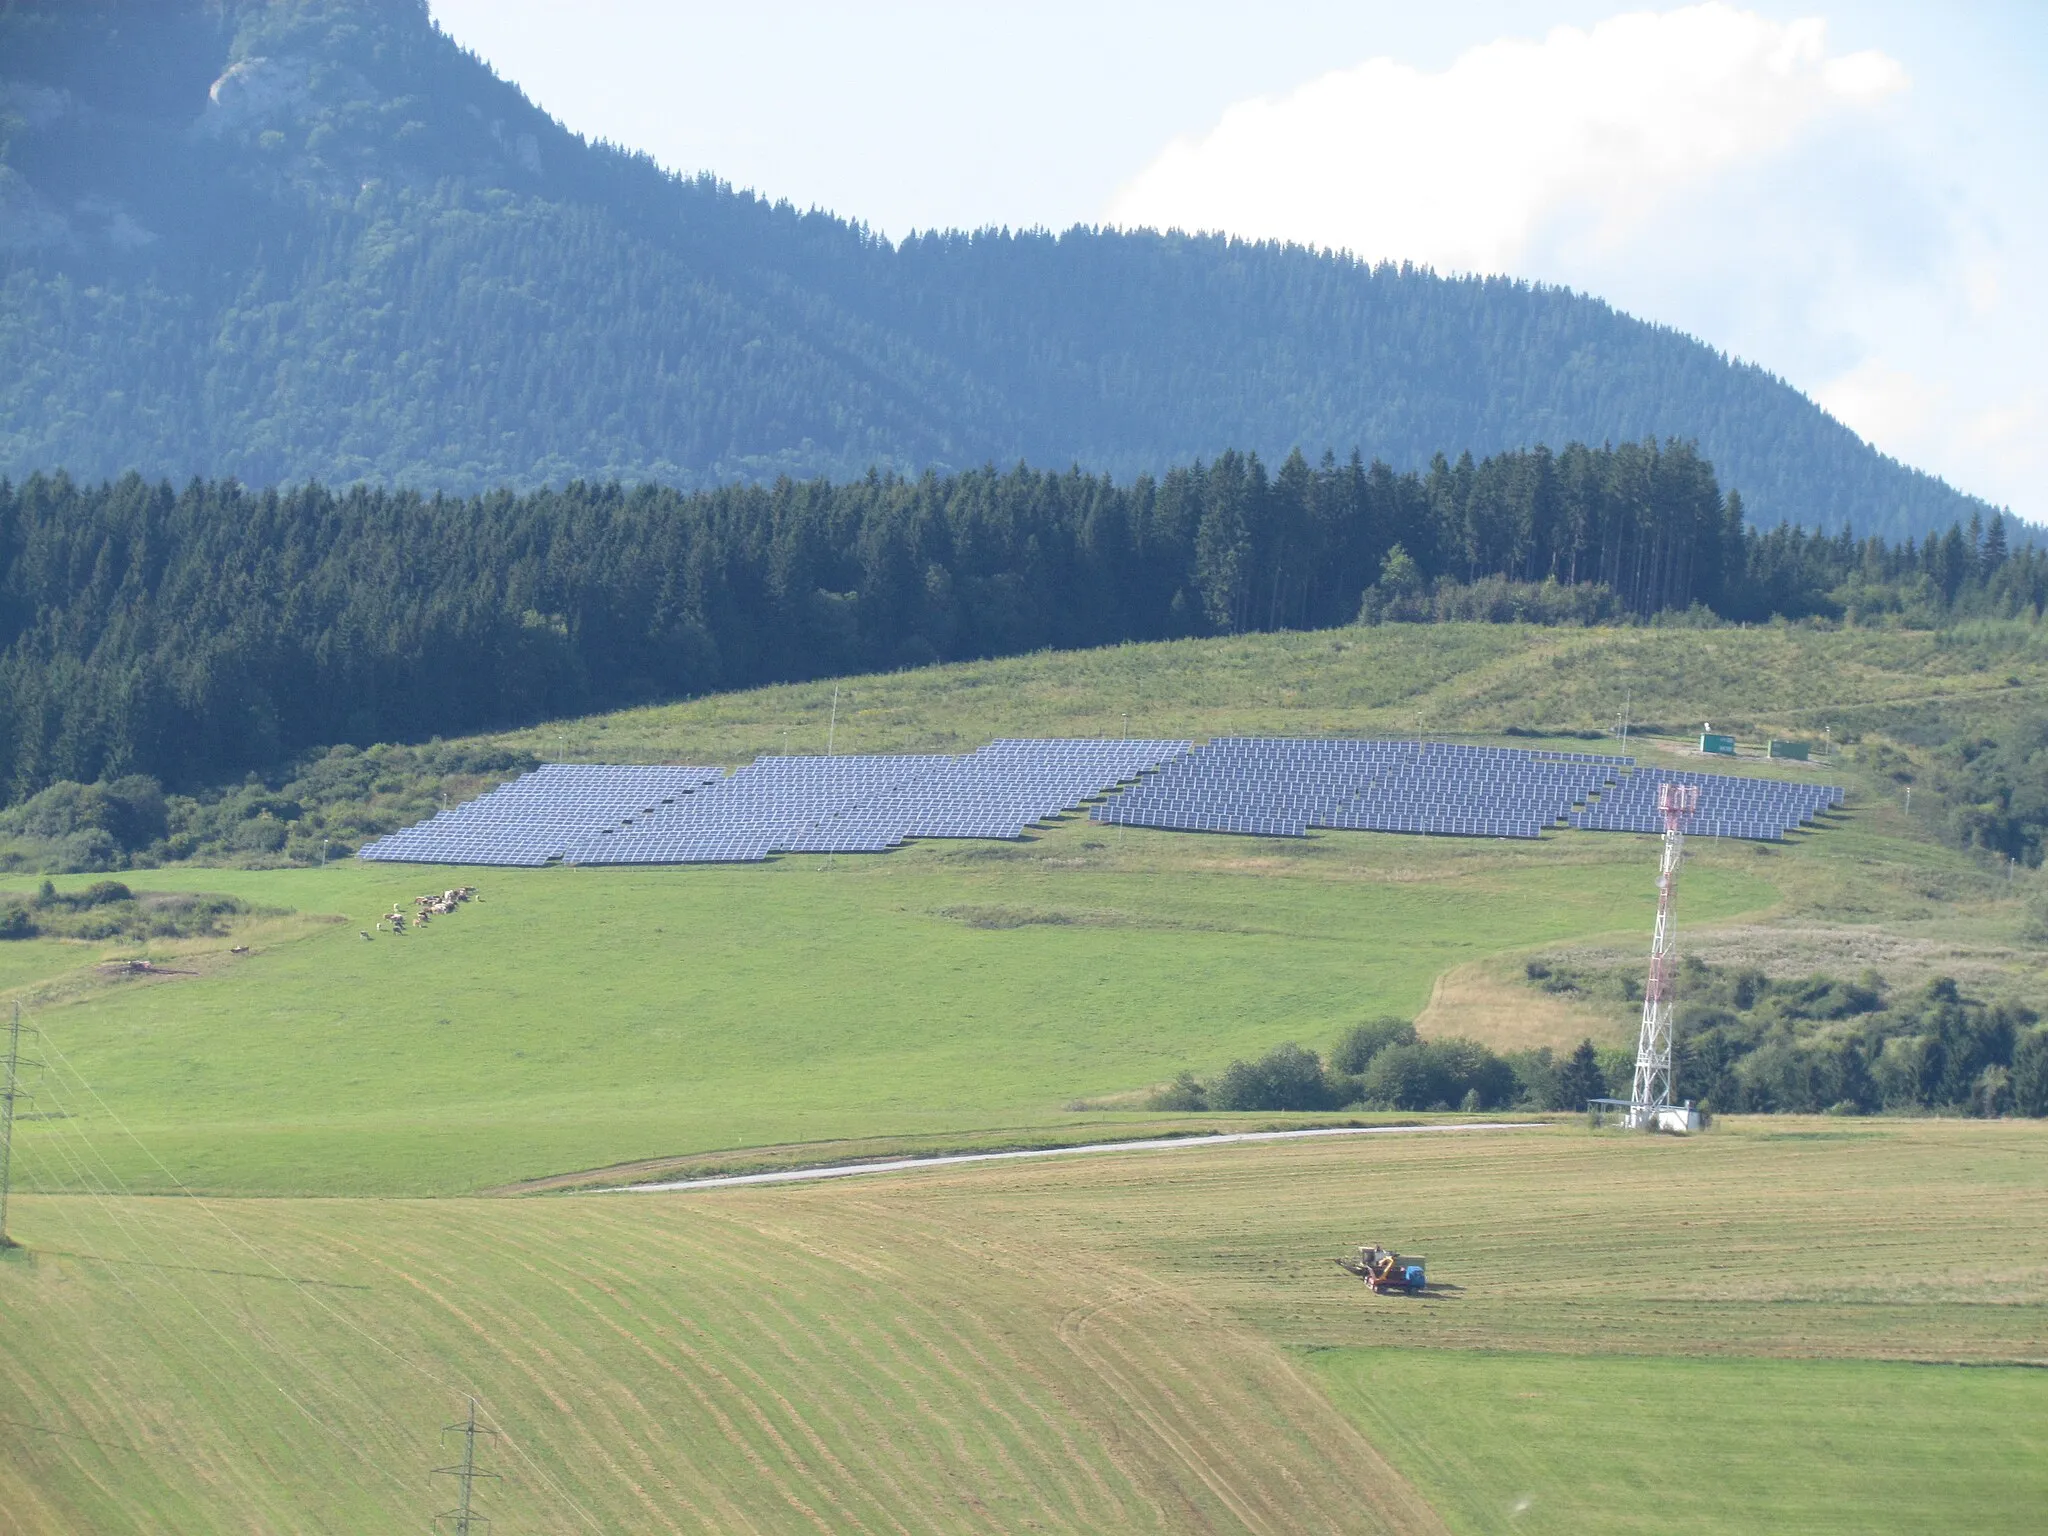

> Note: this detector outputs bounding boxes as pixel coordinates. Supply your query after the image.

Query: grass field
[470,621,2048,765]
[11,821,1790,1197]
[1314,1351,2047,1536]
[5,621,2048,1532]
[2,1119,2041,1533]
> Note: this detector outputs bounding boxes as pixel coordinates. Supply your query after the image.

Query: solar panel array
[1568,765,1842,840]
[1091,738,1625,839]
[358,740,1190,866]
[358,738,1844,866]
[357,764,723,866]
[1092,738,1840,843]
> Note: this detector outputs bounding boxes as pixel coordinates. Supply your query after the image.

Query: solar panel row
[1092,738,1839,845]
[357,739,1843,867]
[1567,764,1841,841]
[357,742,1191,866]
[1091,738,1619,840]
[357,764,723,866]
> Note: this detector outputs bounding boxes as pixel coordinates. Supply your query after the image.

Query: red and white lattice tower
[1628,782,1699,1129]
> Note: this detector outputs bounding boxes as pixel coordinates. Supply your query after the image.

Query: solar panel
[360,740,1840,865]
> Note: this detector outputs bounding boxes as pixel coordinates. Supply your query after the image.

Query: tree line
[0,445,2034,804]
[1159,960,2048,1119]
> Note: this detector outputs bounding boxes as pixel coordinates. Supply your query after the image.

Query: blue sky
[429,2,2046,524]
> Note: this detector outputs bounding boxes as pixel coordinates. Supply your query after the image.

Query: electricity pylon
[0,1000,39,1249]
[433,1396,499,1533]
[1628,783,1698,1129]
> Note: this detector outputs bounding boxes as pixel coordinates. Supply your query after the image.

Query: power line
[28,1024,610,1535]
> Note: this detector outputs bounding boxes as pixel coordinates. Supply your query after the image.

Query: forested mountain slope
[0,0,2000,541]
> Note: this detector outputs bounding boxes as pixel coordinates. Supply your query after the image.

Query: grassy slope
[470,622,2048,762]
[2,1119,2040,1533]
[12,623,2047,1195]
[18,829,1774,1196]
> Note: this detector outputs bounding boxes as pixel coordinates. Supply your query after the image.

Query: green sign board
[1768,739,1812,761]
[1700,732,1737,756]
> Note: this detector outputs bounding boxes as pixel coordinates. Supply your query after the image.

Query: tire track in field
[802,1180,1452,1535]
[293,1210,709,1535]
[611,1201,1142,1531]
[502,1214,901,1535]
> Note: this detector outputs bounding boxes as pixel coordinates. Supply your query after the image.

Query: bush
[0,904,34,940]
[1211,1043,1338,1112]
[1361,1038,1516,1111]
[2013,1029,2048,1116]
[1330,1017,1417,1074]
[1147,1071,1208,1112]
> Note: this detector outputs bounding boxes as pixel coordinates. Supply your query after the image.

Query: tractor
[1335,1243,1427,1294]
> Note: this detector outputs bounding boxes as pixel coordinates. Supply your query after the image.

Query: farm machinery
[1335,1243,1427,1294]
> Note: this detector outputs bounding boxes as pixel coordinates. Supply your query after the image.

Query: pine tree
[1557,1039,1607,1110]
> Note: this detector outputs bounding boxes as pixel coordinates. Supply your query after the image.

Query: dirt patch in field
[1415,959,1629,1051]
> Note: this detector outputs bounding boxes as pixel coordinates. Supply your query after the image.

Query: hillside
[3,622,2046,1532]
[5,620,2045,1197]
[0,0,2001,541]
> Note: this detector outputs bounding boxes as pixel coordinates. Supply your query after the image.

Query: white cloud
[1108,5,1905,275]
[1103,6,2048,526]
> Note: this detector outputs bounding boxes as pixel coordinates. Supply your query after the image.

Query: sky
[428,1,2047,525]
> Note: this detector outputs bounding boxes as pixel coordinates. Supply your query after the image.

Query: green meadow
[17,824,1776,1196]
[1315,1351,2048,1536]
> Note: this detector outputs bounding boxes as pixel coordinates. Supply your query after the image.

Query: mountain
[0,0,2004,542]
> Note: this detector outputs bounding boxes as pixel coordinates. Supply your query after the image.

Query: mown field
[2,1119,2041,1534]
[4,621,2046,1533]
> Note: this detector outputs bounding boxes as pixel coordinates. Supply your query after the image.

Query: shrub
[1211,1043,1337,1112]
[2013,1029,2048,1116]
[1361,1038,1515,1111]
[1147,1071,1208,1112]
[1330,1016,1417,1074]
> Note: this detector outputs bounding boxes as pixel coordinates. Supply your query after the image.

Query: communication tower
[1628,782,1701,1132]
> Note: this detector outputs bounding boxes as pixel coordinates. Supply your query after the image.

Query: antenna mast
[1628,782,1698,1131]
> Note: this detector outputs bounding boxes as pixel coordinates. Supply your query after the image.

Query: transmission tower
[1628,783,1698,1131]
[433,1396,500,1533]
[0,999,39,1249]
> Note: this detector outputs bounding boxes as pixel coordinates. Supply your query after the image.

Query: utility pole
[826,685,841,756]
[1,1001,37,1249]
[433,1397,499,1533]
